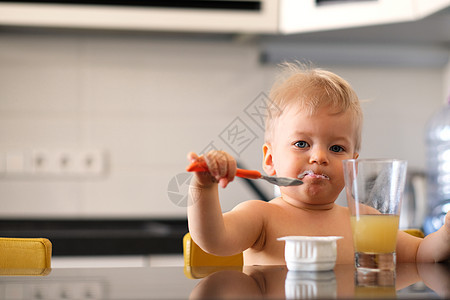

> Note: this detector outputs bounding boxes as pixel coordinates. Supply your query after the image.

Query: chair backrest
[183,233,243,279]
[183,233,243,267]
[402,229,425,238]
[0,237,52,275]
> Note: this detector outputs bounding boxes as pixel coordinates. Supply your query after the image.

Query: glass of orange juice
[343,159,407,271]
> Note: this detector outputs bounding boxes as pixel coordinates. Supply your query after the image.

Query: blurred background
[0,0,449,267]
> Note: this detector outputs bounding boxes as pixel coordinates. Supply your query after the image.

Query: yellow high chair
[402,229,425,238]
[0,237,52,276]
[183,233,243,278]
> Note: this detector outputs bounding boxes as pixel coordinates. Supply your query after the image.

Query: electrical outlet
[54,150,105,176]
[31,150,56,174]
[78,150,104,175]
[56,150,78,174]
[1,149,106,179]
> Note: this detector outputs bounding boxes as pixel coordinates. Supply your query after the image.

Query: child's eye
[294,141,309,148]
[330,145,344,153]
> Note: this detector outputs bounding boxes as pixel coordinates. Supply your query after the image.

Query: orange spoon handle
[236,169,261,179]
[186,161,261,180]
[186,161,208,172]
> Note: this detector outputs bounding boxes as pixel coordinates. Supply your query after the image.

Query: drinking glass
[354,269,396,298]
[343,159,407,271]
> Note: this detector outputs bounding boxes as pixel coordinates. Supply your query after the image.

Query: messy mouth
[298,170,330,180]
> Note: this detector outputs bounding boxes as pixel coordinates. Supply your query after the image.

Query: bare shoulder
[335,204,351,215]
[231,199,279,213]
[222,199,275,226]
[225,199,283,226]
[233,199,351,218]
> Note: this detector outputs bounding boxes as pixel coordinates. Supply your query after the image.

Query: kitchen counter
[0,263,449,299]
[0,219,188,256]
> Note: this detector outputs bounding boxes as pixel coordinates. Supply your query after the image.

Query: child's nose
[309,147,329,165]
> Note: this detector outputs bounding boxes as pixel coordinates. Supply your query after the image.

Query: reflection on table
[189,263,450,299]
[0,263,448,299]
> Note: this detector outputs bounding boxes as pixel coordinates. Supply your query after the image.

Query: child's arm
[416,212,450,262]
[186,151,264,257]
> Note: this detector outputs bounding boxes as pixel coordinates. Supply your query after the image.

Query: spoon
[186,161,303,186]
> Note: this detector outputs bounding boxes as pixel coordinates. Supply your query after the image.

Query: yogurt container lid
[278,236,343,242]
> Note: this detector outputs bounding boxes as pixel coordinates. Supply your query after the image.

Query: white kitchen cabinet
[0,0,280,33]
[0,0,448,34]
[414,0,450,18]
[280,0,415,34]
[280,0,450,33]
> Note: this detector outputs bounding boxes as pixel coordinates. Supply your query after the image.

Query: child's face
[263,104,359,209]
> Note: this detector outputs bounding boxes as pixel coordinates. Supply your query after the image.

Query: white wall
[0,30,447,218]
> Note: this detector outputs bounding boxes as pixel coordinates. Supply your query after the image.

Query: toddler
[187,63,450,265]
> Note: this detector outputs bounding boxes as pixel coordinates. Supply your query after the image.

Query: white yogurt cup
[278,236,343,271]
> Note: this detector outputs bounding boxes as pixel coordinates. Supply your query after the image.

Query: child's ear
[262,143,276,176]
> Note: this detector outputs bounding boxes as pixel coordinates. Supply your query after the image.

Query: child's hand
[187,151,237,188]
[439,210,450,260]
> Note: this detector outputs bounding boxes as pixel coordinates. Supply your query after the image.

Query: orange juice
[350,215,399,253]
[354,286,396,299]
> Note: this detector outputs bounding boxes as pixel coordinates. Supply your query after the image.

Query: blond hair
[265,62,363,152]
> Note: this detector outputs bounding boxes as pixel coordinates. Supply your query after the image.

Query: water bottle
[423,94,450,235]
